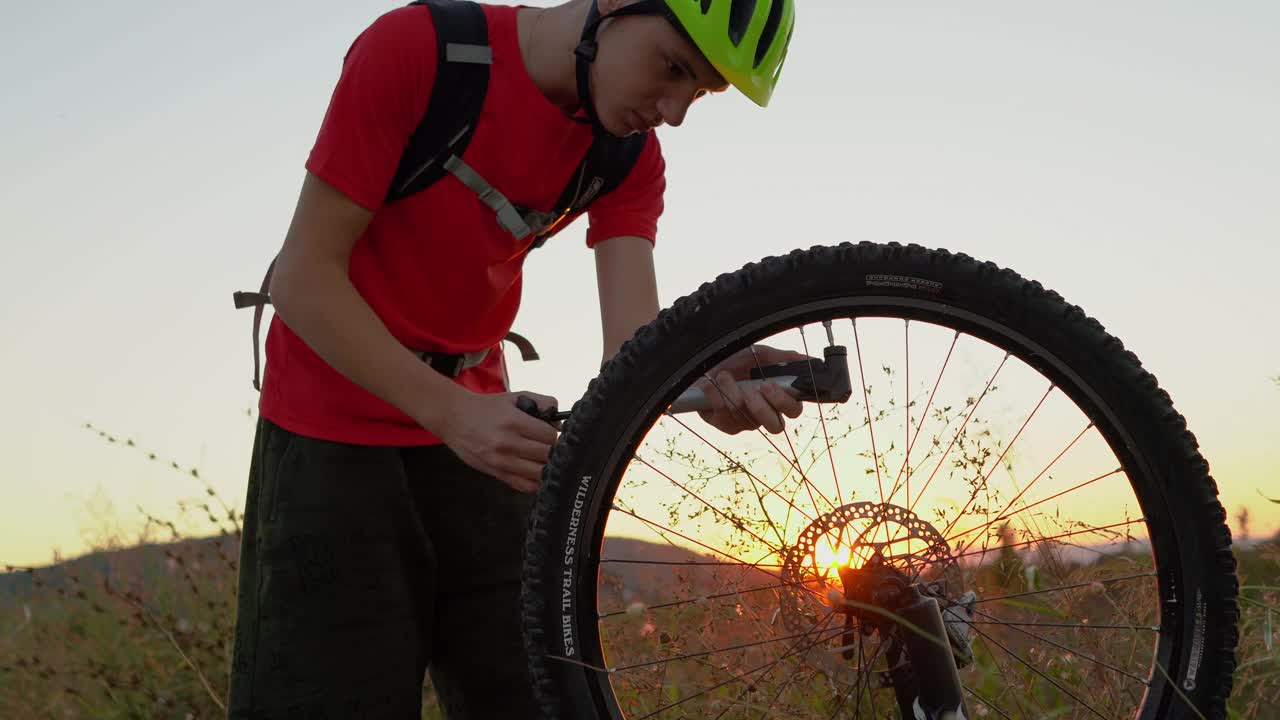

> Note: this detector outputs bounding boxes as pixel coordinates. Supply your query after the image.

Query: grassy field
[1,429,1276,719]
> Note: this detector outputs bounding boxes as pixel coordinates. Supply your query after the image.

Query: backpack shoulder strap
[385,0,491,204]
[586,132,652,201]
[390,0,534,236]
[575,131,651,210]
[522,131,651,247]
[231,0,493,392]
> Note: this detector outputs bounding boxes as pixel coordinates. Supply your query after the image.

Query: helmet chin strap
[573,0,662,137]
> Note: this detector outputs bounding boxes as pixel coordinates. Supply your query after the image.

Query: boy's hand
[434,390,560,494]
[695,345,810,435]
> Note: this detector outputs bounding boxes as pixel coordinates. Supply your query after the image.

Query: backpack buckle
[441,355,466,377]
[519,207,569,240]
[419,352,465,377]
[414,349,490,378]
[574,39,598,63]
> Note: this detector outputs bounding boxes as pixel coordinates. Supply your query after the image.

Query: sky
[1,0,1277,568]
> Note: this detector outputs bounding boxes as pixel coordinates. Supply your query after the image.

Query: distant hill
[7,530,1264,610]
[597,536,785,612]
[0,535,236,606]
[1,534,774,609]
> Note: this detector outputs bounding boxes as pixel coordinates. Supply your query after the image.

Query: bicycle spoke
[633,614,846,719]
[667,413,824,525]
[635,454,787,558]
[943,422,1094,560]
[886,328,959,508]
[609,503,830,606]
[934,382,1056,544]
[903,498,1144,597]
[948,518,1144,564]
[967,623,1111,720]
[906,372,1056,585]
[748,332,834,549]
[851,319,884,509]
[700,370,837,516]
[966,620,1158,631]
[969,571,1156,606]
[962,684,1015,720]
[611,624,847,674]
[974,628,1047,718]
[899,321,911,582]
[961,600,1153,685]
[906,351,1011,518]
[902,321,910,514]
[827,635,890,720]
[798,324,843,507]
[859,632,881,719]
[602,558,788,569]
[716,613,846,720]
[945,467,1126,545]
[611,505,778,582]
[599,577,816,620]
[753,613,846,720]
[884,326,958,581]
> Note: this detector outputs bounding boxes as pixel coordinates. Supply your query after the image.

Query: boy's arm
[590,234,805,435]
[593,235,660,366]
[263,7,562,492]
[270,173,465,433]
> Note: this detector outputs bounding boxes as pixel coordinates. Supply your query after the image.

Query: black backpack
[233,0,649,390]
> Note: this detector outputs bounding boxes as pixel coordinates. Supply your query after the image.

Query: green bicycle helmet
[574,0,796,135]
[662,0,795,107]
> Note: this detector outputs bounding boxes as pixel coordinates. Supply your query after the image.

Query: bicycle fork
[886,589,969,720]
[837,559,970,720]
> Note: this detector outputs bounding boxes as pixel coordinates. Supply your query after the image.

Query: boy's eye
[668,62,684,79]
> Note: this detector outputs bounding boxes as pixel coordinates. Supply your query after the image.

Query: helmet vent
[727,0,756,46]
[700,0,712,14]
[755,0,783,67]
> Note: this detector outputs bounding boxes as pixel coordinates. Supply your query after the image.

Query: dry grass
[0,425,447,719]
[0,420,1275,719]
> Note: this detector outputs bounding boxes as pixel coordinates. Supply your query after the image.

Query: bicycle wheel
[522,242,1238,719]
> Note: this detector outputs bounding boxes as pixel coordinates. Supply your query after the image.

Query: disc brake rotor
[775,502,958,685]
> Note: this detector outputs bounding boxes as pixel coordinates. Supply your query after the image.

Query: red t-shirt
[258,3,666,446]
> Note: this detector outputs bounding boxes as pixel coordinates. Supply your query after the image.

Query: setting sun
[811,534,877,572]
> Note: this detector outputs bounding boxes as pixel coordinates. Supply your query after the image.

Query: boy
[228,0,797,716]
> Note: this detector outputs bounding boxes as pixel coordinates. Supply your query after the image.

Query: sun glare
[811,535,874,572]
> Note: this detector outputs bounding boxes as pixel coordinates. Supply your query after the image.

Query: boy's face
[592,2,729,136]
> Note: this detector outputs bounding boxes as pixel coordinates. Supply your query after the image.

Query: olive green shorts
[227,418,539,719]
